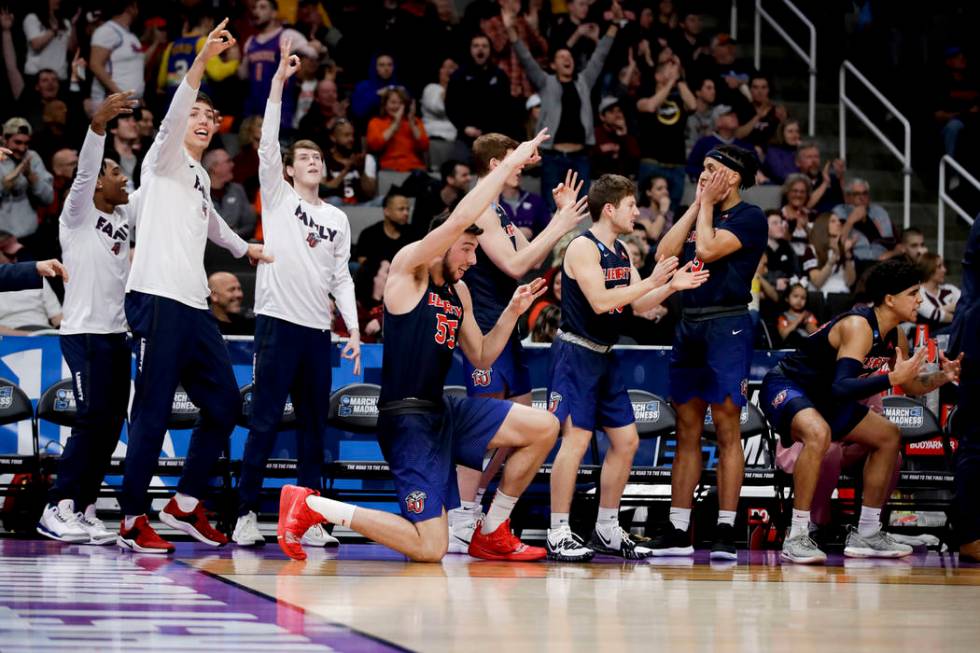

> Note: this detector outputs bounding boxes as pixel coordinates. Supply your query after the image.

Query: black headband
[705,148,747,183]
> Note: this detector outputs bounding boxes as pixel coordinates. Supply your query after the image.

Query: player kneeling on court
[546,174,709,561]
[762,260,962,563]
[278,131,559,562]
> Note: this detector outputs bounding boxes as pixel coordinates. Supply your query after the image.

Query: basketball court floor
[2,538,979,652]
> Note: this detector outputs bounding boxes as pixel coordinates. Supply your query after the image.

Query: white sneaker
[37,500,89,543]
[447,512,479,554]
[75,509,116,545]
[301,523,339,547]
[844,526,913,558]
[232,511,265,547]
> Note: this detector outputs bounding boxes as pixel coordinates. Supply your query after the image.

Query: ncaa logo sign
[54,388,76,412]
[633,401,660,422]
[338,394,378,418]
[0,386,12,410]
[885,405,924,429]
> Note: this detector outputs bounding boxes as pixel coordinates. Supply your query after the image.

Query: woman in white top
[781,173,815,258]
[421,57,459,142]
[22,0,77,79]
[801,212,856,296]
[917,252,960,331]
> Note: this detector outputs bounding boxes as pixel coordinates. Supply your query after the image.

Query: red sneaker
[159,498,229,547]
[117,515,175,554]
[468,519,546,561]
[277,485,322,561]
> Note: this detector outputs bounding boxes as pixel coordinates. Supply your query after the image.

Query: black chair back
[0,377,33,427]
[702,401,769,440]
[328,383,381,434]
[443,385,468,399]
[882,395,942,443]
[238,383,297,431]
[628,390,676,439]
[36,379,77,428]
[168,385,201,430]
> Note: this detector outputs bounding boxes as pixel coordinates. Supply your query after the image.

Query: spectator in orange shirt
[365,87,429,172]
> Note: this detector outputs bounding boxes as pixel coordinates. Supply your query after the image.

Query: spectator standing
[323,120,378,206]
[802,213,856,297]
[917,252,960,333]
[233,116,262,202]
[298,78,344,152]
[592,96,641,178]
[780,172,814,257]
[834,178,899,265]
[685,77,717,151]
[762,118,801,183]
[508,1,623,211]
[669,11,709,70]
[290,53,323,130]
[548,0,600,73]
[483,0,549,100]
[932,47,979,159]
[445,33,516,145]
[636,55,697,211]
[354,189,416,266]
[204,149,256,239]
[695,33,753,113]
[156,9,240,110]
[795,141,845,213]
[89,0,145,102]
[23,0,77,81]
[104,112,144,192]
[1,118,54,238]
[735,73,785,152]
[207,271,255,336]
[420,57,459,169]
[366,87,429,172]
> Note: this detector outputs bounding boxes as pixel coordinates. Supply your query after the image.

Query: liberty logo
[295,205,337,242]
[405,490,427,514]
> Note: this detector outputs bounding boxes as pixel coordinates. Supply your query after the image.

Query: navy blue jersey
[380,280,463,404]
[778,305,898,393]
[463,203,519,333]
[560,231,632,346]
[681,201,767,308]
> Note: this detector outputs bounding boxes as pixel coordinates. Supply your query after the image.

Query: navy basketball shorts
[669,313,754,406]
[760,368,869,446]
[377,396,513,523]
[463,334,532,398]
[546,338,635,432]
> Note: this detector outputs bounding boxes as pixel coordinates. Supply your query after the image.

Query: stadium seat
[0,377,38,467]
[35,378,77,430]
[377,170,410,198]
[882,395,942,444]
[443,385,467,399]
[237,383,296,430]
[328,383,381,434]
[0,377,40,532]
[629,390,676,440]
[701,401,777,489]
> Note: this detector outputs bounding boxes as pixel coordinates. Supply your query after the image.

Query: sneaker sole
[468,546,547,561]
[233,537,267,547]
[36,523,89,544]
[844,546,912,559]
[780,551,827,564]
[116,535,174,555]
[83,533,120,546]
[709,549,738,561]
[648,546,695,557]
[158,511,226,547]
[546,550,595,562]
[590,546,653,560]
[301,537,340,547]
[447,542,470,554]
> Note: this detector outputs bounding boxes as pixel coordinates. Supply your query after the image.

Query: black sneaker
[648,527,694,557]
[546,525,595,562]
[589,526,654,560]
[710,523,737,560]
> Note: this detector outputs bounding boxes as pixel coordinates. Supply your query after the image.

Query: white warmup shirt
[89,19,145,101]
[59,128,136,335]
[22,15,72,79]
[126,79,249,309]
[256,99,357,332]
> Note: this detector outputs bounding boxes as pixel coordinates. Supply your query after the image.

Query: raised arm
[145,19,237,176]
[656,198,699,260]
[895,328,963,396]
[456,278,546,369]
[389,130,550,276]
[259,38,299,204]
[507,11,550,91]
[1,10,24,100]
[694,171,744,263]
[63,92,136,229]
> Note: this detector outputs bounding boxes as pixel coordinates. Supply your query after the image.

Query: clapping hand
[650,255,679,287]
[669,261,710,291]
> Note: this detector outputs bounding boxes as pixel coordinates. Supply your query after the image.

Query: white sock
[123,515,140,530]
[717,510,736,527]
[790,509,810,539]
[596,506,619,531]
[551,512,570,530]
[450,501,479,527]
[482,491,518,534]
[669,506,691,532]
[84,504,97,520]
[474,487,486,507]
[306,495,357,528]
[858,505,882,537]
[174,492,198,513]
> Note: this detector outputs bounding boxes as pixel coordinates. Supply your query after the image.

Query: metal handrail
[731,0,738,40]
[938,155,978,258]
[839,61,912,229]
[753,0,816,136]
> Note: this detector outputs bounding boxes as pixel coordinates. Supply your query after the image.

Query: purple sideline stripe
[0,539,408,652]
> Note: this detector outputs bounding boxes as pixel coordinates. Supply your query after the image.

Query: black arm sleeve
[830,357,892,402]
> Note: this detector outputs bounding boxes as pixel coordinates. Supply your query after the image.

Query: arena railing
[730,0,739,40]
[753,0,816,136]
[938,155,978,258]
[839,60,912,229]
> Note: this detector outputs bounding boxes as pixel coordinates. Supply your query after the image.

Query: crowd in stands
[0,0,974,348]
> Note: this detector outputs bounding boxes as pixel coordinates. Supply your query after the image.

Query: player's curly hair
[864,259,922,306]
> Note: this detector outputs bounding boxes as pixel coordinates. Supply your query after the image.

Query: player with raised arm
[232,40,360,549]
[277,131,560,563]
[762,260,962,563]
[449,133,590,553]
[546,174,709,561]
[36,92,138,545]
[117,20,272,554]
[650,144,767,560]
